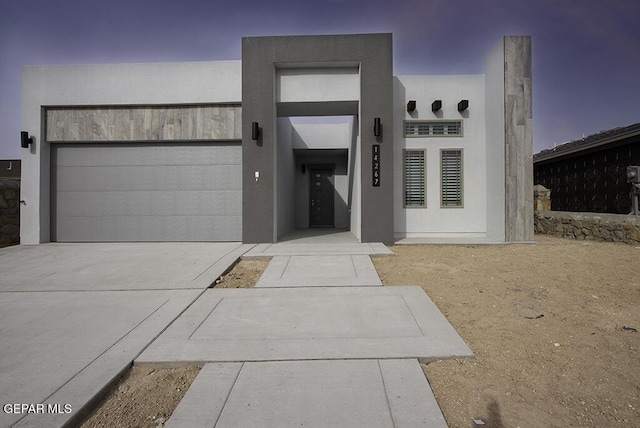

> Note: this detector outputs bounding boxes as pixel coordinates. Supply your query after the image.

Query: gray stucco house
[21,33,532,245]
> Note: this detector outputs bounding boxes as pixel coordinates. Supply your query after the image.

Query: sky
[1,0,639,159]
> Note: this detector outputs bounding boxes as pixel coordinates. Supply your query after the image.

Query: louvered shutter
[441,149,463,207]
[404,150,426,207]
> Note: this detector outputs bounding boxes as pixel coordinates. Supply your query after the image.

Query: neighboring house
[21,33,532,245]
[534,123,640,214]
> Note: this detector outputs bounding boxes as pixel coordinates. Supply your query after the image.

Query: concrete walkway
[0,240,471,427]
[136,286,472,363]
[0,243,253,428]
[167,360,447,428]
[255,255,382,287]
[154,244,473,427]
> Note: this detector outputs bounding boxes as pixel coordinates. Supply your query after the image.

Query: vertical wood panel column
[504,36,534,241]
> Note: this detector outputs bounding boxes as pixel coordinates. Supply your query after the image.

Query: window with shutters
[441,149,463,207]
[403,150,426,207]
[404,121,462,137]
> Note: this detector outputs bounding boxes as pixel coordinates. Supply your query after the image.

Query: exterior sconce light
[457,100,469,112]
[407,100,416,112]
[431,100,442,112]
[251,122,260,141]
[21,131,33,148]
[373,117,381,137]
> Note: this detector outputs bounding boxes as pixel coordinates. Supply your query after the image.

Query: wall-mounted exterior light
[407,100,416,112]
[251,122,260,141]
[21,131,33,148]
[373,117,381,137]
[457,100,469,112]
[431,100,442,112]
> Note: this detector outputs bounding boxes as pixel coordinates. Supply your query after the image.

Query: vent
[405,121,462,137]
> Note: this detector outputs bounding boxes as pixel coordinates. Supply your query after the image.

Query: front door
[309,169,335,227]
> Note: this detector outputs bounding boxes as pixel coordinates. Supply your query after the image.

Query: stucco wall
[484,38,507,241]
[276,118,296,238]
[22,60,242,244]
[349,117,362,241]
[277,68,359,103]
[393,75,487,238]
[292,123,352,149]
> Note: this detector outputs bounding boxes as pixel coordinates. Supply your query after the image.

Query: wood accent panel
[504,36,534,242]
[46,105,242,142]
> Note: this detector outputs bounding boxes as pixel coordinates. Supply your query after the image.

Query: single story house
[534,122,640,214]
[21,33,533,245]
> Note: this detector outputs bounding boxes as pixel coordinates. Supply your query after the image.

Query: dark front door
[309,169,335,227]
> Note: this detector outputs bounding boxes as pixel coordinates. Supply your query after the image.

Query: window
[441,149,463,207]
[403,150,426,207]
[404,121,462,137]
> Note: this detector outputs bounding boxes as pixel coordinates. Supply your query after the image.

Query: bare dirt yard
[373,236,640,427]
[80,365,201,428]
[81,237,639,427]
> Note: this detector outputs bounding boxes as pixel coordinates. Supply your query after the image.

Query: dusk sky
[1,0,639,159]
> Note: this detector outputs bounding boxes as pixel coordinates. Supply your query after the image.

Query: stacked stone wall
[535,211,640,245]
[0,179,20,246]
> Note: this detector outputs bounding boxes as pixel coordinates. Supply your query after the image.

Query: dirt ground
[80,365,201,428]
[213,258,270,288]
[373,236,640,427]
[80,237,639,427]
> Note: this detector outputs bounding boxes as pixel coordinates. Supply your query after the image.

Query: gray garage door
[51,143,241,242]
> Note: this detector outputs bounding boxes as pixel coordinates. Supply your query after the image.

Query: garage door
[51,143,241,242]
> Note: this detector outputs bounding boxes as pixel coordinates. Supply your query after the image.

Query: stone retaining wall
[535,210,640,245]
[0,179,20,246]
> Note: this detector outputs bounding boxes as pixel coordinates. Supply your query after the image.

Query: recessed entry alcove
[241,34,394,244]
[276,114,357,242]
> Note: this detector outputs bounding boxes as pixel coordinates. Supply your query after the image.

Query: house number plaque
[372,144,380,187]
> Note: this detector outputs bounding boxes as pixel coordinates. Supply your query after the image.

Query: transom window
[403,150,426,207]
[404,121,462,137]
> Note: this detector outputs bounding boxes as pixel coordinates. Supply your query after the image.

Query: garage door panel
[52,144,242,242]
[55,165,241,192]
[55,216,242,242]
[56,190,242,217]
[55,144,241,167]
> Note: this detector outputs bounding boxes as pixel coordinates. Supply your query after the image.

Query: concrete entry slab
[166,359,447,428]
[136,286,473,363]
[242,242,393,258]
[255,255,382,287]
[0,243,253,291]
[277,228,359,243]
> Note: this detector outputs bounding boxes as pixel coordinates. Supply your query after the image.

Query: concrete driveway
[0,242,252,428]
